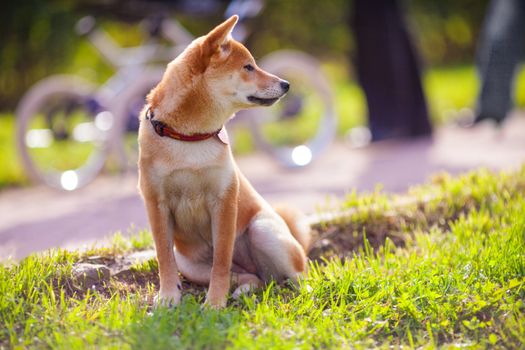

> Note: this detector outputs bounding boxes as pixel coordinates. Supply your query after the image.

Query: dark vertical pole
[351,0,432,141]
[476,0,525,124]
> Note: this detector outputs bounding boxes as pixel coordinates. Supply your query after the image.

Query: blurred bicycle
[16,0,336,190]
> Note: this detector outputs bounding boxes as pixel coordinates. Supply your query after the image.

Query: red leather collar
[145,107,223,142]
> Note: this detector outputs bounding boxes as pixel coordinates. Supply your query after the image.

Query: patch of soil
[307,195,480,261]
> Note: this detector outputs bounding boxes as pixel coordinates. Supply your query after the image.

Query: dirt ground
[1,113,525,260]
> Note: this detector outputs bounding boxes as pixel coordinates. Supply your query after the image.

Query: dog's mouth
[247,95,280,106]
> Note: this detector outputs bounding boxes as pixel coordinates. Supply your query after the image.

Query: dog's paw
[154,288,182,308]
[203,293,227,309]
[232,284,254,300]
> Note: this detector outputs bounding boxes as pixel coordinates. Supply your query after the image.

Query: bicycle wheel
[247,50,337,167]
[16,75,111,190]
[110,68,164,171]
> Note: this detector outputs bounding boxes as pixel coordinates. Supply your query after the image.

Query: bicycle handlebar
[226,0,264,21]
[77,17,187,68]
[76,16,96,36]
[160,19,194,47]
[76,0,266,68]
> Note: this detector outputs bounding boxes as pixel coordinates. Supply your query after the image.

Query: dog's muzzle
[247,80,290,106]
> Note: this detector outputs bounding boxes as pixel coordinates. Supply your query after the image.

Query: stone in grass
[72,263,110,289]
[113,250,157,282]
[125,250,156,265]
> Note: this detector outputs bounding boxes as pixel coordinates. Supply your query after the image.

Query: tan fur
[274,205,312,253]
[138,15,309,308]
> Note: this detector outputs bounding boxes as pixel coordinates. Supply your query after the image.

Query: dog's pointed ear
[202,15,238,60]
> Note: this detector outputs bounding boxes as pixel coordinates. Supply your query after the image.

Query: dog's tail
[274,205,311,253]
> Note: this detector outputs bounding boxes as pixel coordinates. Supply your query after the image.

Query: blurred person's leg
[351,0,432,142]
[476,0,525,124]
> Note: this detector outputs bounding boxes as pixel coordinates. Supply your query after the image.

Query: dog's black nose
[280,80,290,92]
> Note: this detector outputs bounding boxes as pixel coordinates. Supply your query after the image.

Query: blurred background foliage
[1,0,525,189]
[0,0,495,110]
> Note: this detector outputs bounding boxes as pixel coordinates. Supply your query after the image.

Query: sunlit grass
[0,115,28,188]
[25,111,98,171]
[28,139,95,171]
[1,166,524,348]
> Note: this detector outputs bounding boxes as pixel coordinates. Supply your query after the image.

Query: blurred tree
[245,0,351,59]
[0,0,493,111]
[350,0,432,141]
[0,0,78,110]
[406,0,489,65]
[0,0,222,110]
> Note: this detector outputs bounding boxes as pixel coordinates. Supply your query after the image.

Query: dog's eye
[243,64,254,72]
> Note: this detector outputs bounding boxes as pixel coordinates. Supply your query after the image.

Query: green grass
[24,110,98,171]
[1,166,524,349]
[0,115,28,188]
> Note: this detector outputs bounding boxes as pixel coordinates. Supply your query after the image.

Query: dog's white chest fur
[144,135,235,239]
[167,166,230,238]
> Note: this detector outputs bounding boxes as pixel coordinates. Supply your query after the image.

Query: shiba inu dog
[138,15,310,308]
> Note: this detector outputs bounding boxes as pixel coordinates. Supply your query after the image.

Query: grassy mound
[1,167,524,349]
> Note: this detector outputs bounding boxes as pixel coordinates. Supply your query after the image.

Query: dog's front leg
[143,192,181,307]
[206,180,239,308]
